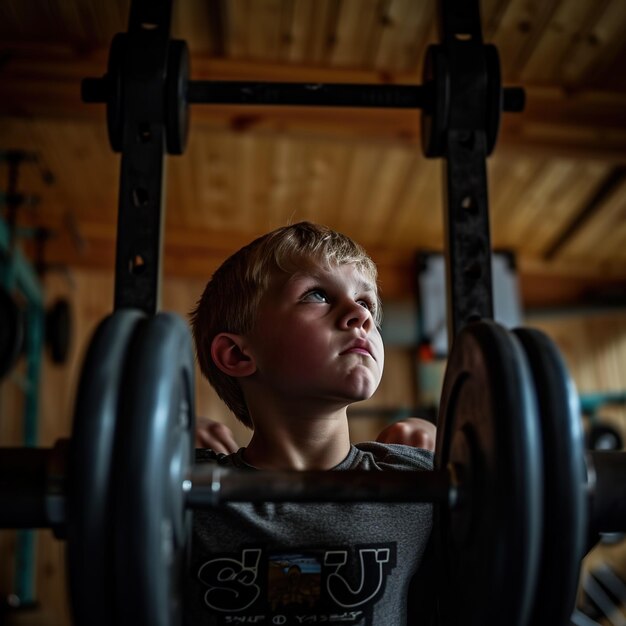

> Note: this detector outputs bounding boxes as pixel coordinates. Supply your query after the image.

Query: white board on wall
[418,251,523,357]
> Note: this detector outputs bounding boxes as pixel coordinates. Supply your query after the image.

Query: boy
[187,222,434,625]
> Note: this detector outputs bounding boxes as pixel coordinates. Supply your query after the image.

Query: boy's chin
[338,385,379,404]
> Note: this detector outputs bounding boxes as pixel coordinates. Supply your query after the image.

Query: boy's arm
[196,417,436,453]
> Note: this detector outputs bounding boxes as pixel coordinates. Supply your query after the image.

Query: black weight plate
[0,286,24,379]
[420,45,450,158]
[66,308,145,626]
[114,312,195,626]
[106,33,126,153]
[435,320,543,626]
[484,45,503,156]
[165,39,189,155]
[513,327,587,626]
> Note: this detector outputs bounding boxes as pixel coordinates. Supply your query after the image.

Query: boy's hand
[376,418,436,451]
[195,417,239,454]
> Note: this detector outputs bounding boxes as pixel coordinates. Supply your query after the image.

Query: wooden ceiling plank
[516,161,599,256]
[489,155,547,247]
[526,161,610,256]
[544,166,626,260]
[496,159,572,250]
[330,0,379,67]
[295,139,330,223]
[172,0,222,55]
[373,0,434,73]
[247,0,284,60]
[218,131,245,228]
[561,0,626,86]
[334,144,382,233]
[358,144,415,243]
[361,0,392,68]
[593,218,626,267]
[555,210,626,274]
[379,151,431,245]
[222,0,250,58]
[301,0,337,64]
[248,134,276,225]
[490,0,558,80]
[191,129,240,231]
[319,141,354,226]
[505,0,561,80]
[266,134,300,225]
[279,0,303,63]
[301,139,353,227]
[481,0,515,40]
[384,158,442,249]
[0,0,125,47]
[168,135,203,230]
[520,0,600,84]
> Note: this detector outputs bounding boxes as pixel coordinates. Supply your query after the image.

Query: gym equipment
[1,322,624,626]
[0,156,50,606]
[80,0,523,319]
[67,309,144,626]
[1,0,624,625]
[513,328,587,626]
[581,391,626,451]
[0,289,72,376]
[435,322,543,626]
[114,312,195,626]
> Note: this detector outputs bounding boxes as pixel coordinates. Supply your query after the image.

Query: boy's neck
[242,406,352,470]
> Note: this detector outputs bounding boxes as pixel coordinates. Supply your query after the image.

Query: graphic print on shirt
[197,543,397,624]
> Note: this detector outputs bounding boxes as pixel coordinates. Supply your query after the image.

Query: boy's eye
[357,299,376,314]
[302,289,329,303]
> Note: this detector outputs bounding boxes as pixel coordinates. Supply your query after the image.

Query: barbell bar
[80,50,525,155]
[0,439,621,531]
[3,445,621,525]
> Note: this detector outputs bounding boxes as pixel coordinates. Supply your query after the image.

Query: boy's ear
[211,333,257,378]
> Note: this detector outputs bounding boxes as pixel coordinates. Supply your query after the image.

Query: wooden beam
[1,49,626,162]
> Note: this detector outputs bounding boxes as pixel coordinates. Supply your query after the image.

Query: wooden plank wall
[0,269,625,624]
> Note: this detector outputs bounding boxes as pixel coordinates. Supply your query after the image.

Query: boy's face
[244,262,384,408]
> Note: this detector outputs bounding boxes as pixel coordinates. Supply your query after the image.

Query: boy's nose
[339,300,372,331]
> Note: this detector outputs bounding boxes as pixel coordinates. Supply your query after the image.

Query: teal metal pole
[0,215,45,605]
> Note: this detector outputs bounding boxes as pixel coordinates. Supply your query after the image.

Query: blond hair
[190,222,380,428]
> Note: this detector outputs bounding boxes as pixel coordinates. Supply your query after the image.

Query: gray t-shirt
[185,442,434,626]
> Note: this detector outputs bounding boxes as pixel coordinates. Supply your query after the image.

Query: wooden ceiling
[1,0,626,309]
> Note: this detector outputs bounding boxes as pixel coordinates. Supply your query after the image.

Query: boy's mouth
[340,340,374,359]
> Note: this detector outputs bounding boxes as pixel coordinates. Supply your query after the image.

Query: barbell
[2,309,626,626]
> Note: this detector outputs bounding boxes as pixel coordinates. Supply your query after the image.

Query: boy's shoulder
[339,442,434,471]
[194,442,434,471]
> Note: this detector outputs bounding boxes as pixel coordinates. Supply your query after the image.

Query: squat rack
[81,0,524,341]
